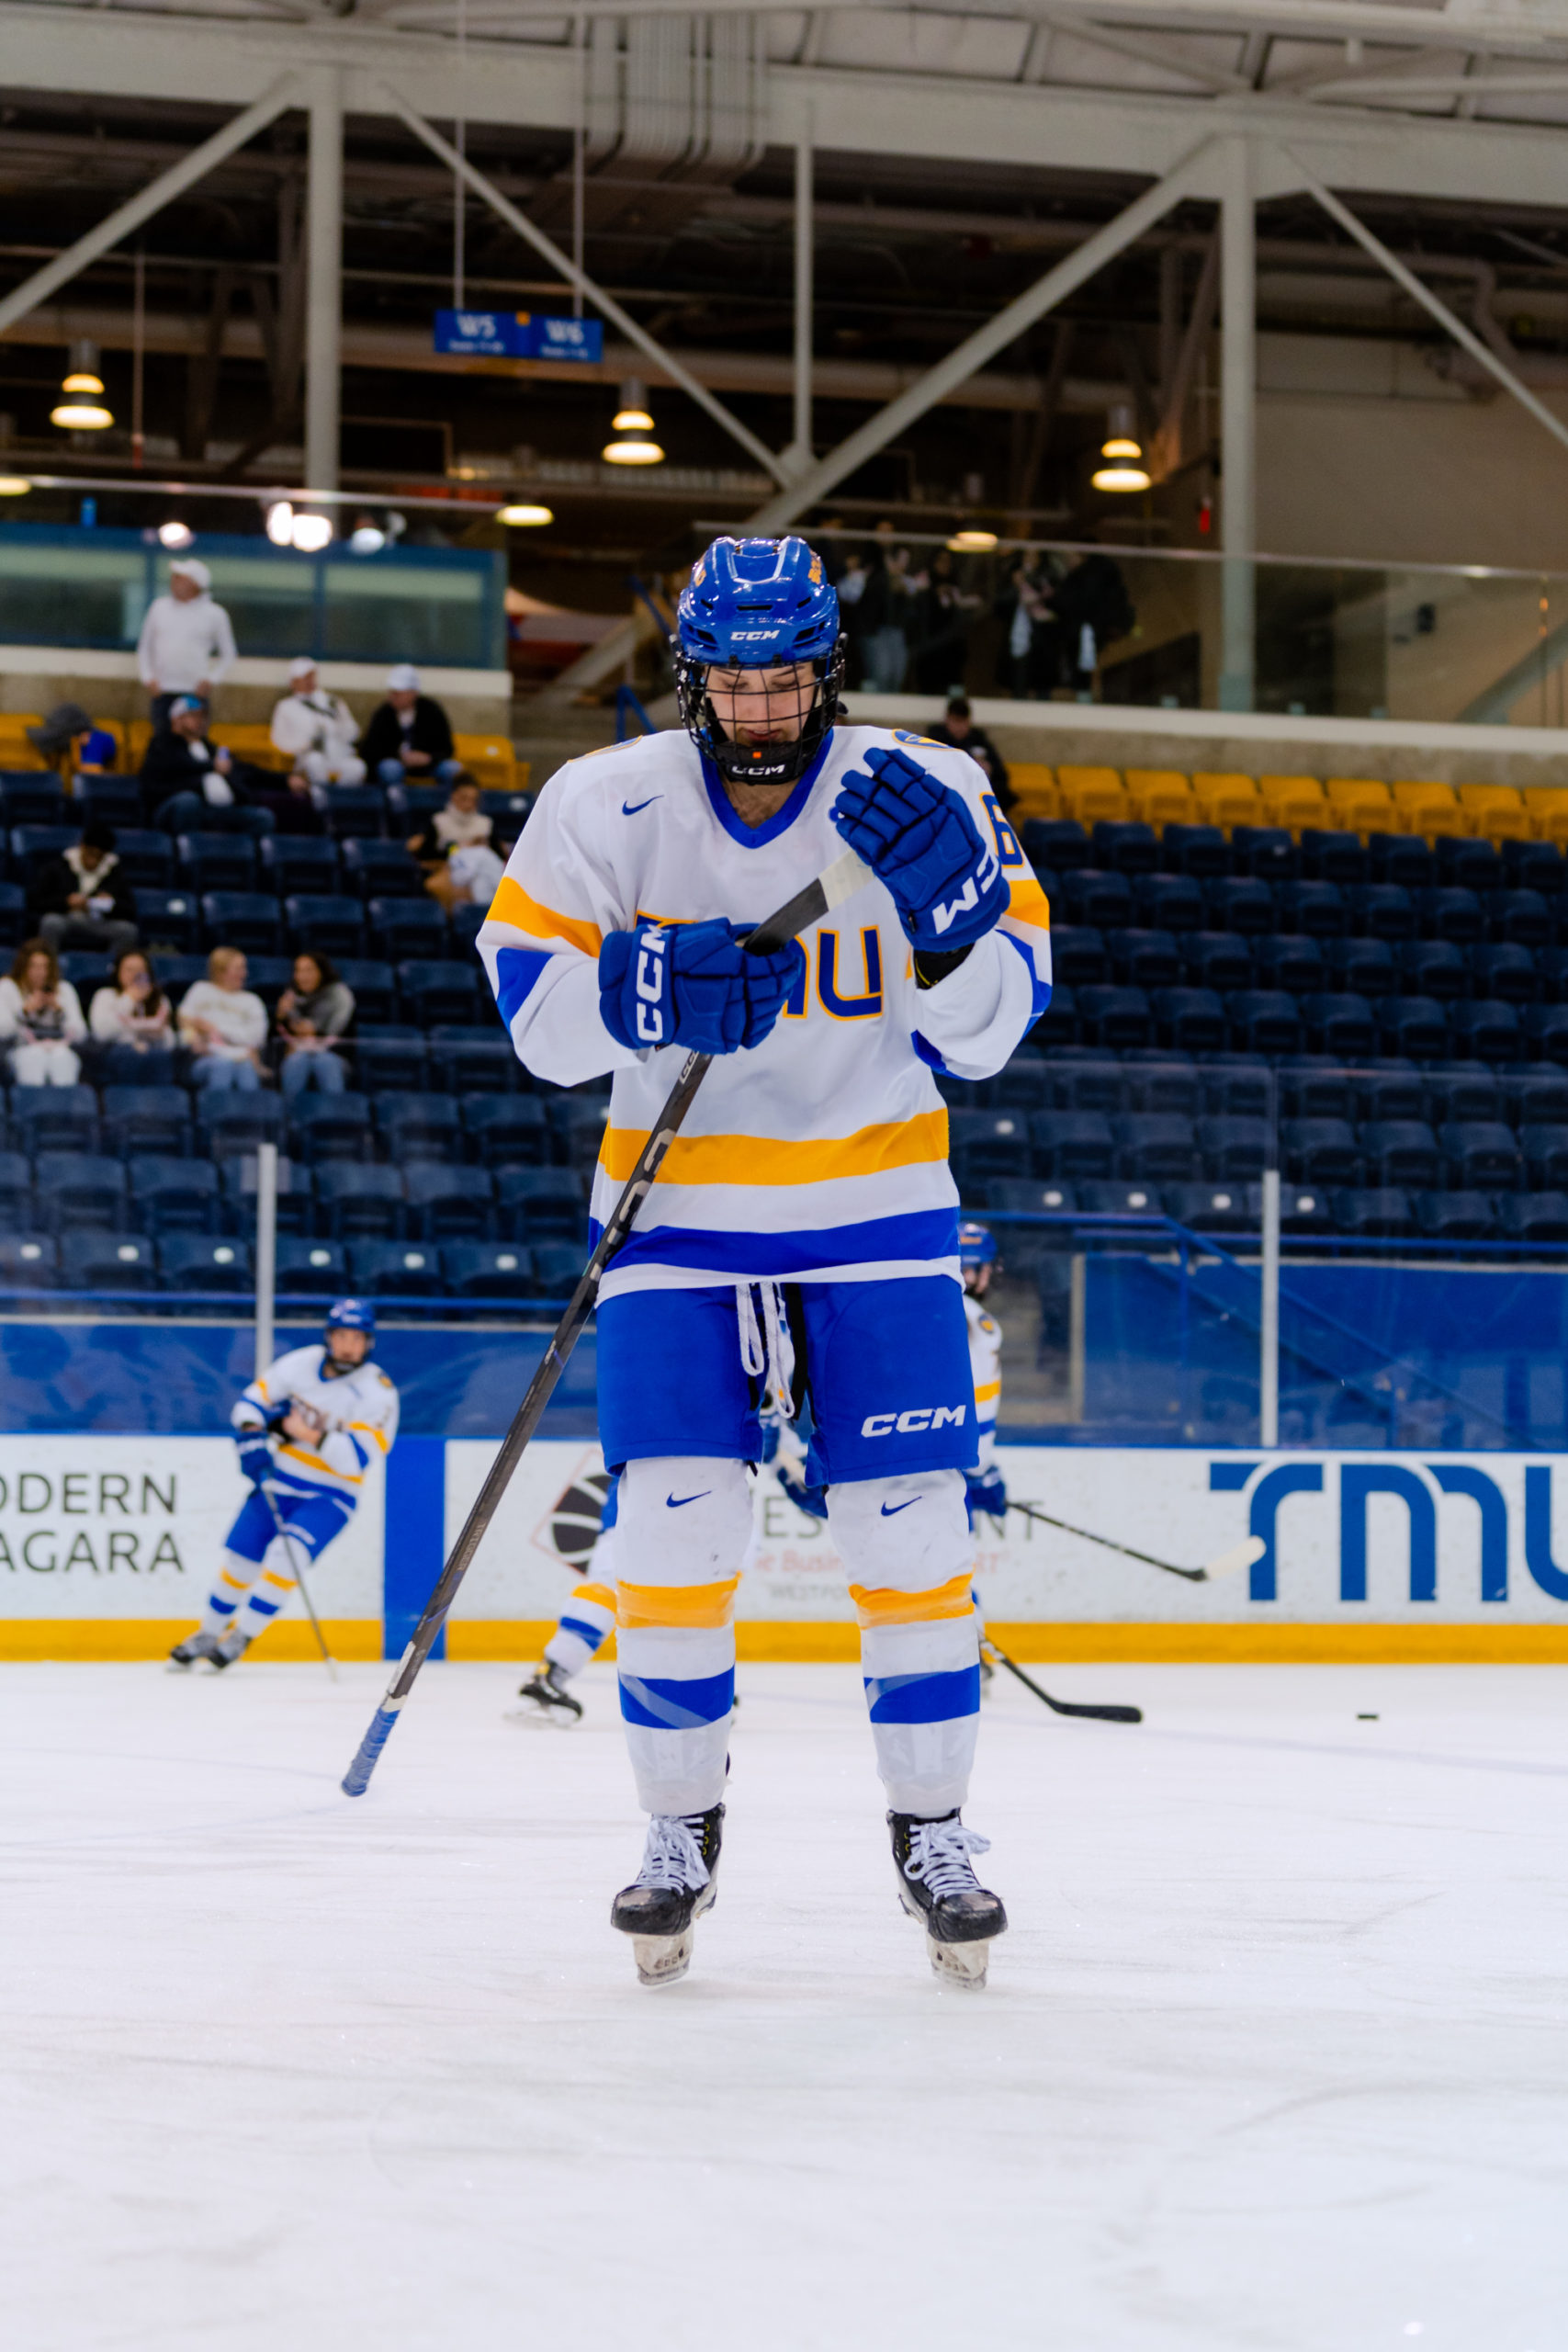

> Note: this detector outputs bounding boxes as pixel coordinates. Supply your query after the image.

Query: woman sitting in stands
[89,946,175,1086]
[274,952,355,1098]
[405,773,504,912]
[0,939,87,1087]
[178,945,268,1092]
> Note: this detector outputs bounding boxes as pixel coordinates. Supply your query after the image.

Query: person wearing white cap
[268,659,367,786]
[135,558,237,730]
[358,662,459,788]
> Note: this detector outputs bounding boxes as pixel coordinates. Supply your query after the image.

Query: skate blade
[926,1932,989,1989]
[506,1702,581,1728]
[632,1928,694,1987]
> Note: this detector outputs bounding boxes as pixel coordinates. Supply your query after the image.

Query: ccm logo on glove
[862,1404,967,1436]
[601,916,806,1057]
[830,744,1009,952]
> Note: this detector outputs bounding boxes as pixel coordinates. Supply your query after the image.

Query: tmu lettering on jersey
[0,1468,184,1575]
[784,926,886,1022]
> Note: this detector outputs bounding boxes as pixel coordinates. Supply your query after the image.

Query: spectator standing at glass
[179,946,268,1092]
[908,549,981,695]
[26,701,118,781]
[89,947,175,1086]
[358,665,460,788]
[28,818,138,960]
[858,522,912,692]
[275,953,355,1097]
[925,694,1013,810]
[140,697,273,836]
[1051,547,1136,694]
[270,660,367,786]
[136,560,237,731]
[406,774,502,912]
[0,940,86,1086]
[996,559,1056,699]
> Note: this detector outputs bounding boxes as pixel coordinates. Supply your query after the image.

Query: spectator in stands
[359,664,459,788]
[26,701,117,779]
[28,818,138,961]
[88,946,174,1086]
[136,559,236,730]
[139,697,273,837]
[908,551,981,695]
[996,558,1056,698]
[270,659,367,786]
[0,940,86,1086]
[178,945,267,1092]
[406,774,502,912]
[925,693,1013,808]
[274,953,355,1098]
[1051,544,1135,693]
[857,523,912,692]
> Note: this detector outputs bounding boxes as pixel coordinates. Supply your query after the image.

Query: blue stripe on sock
[863,1665,981,1725]
[208,1595,237,1619]
[558,1614,608,1649]
[247,1596,281,1620]
[619,1668,734,1730]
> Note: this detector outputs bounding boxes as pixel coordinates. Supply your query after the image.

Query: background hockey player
[959,1219,1008,1533]
[169,1298,399,1670]
[517,1472,622,1720]
[479,534,1052,1989]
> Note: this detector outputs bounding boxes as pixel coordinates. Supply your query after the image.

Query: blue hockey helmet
[674,535,845,787]
[324,1296,376,1338]
[957,1220,998,1271]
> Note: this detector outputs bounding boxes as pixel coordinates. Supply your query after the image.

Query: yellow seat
[1005,763,1057,820]
[1391,780,1461,842]
[454,734,519,790]
[1456,782,1531,844]
[1392,778,1458,811]
[210,723,292,773]
[1054,764,1128,827]
[1124,769,1193,828]
[127,718,152,771]
[1524,787,1568,847]
[1323,777,1394,839]
[0,715,47,771]
[1258,775,1327,835]
[1192,773,1260,832]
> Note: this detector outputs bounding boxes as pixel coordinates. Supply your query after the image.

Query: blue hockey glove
[965,1471,1008,1527]
[235,1428,272,1487]
[600,918,805,1056]
[830,745,1007,951]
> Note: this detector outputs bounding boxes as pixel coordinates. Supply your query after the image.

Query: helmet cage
[674,634,847,788]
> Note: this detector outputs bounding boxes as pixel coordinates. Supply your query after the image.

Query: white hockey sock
[613,1458,750,1815]
[199,1554,260,1637]
[543,1579,616,1679]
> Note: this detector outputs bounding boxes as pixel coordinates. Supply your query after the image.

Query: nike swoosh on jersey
[622,796,663,816]
[879,1498,919,1517]
[666,1489,712,1509]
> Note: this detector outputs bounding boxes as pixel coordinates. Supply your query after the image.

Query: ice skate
[209,1629,252,1671]
[516,1663,584,1721]
[166,1631,221,1670]
[889,1809,1008,1989]
[611,1804,724,1986]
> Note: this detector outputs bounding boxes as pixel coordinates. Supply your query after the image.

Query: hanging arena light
[1092,401,1150,493]
[603,377,664,466]
[498,503,554,526]
[51,338,113,432]
[947,528,998,551]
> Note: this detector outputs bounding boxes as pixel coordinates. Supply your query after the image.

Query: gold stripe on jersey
[487,875,604,960]
[598,1108,948,1191]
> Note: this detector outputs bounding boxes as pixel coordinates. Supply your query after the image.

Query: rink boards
[3,1435,1568,1661]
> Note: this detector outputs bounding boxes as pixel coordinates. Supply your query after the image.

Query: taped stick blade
[1201,1535,1265,1582]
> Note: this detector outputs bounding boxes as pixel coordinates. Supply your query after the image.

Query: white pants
[12,1042,80,1087]
[296,750,367,786]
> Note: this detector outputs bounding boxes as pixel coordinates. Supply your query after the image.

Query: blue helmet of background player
[674,535,845,789]
[324,1296,376,1341]
[957,1220,998,1294]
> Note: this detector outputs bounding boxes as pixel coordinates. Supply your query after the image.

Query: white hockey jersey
[964,1291,1001,1476]
[478,724,1051,1299]
[233,1344,400,1504]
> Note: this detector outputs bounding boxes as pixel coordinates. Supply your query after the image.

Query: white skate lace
[737,1281,796,1422]
[635,1814,711,1893]
[903,1819,992,1901]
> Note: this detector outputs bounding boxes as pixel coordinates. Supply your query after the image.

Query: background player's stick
[342,846,874,1796]
[981,1634,1141,1724]
[260,1482,338,1680]
[1009,1499,1263,1585]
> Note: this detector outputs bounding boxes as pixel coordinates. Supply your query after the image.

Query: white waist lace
[737,1280,796,1422]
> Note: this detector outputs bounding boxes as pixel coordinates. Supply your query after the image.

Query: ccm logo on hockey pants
[862,1405,967,1437]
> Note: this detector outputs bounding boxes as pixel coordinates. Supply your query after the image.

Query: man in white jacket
[136,560,237,729]
[269,659,367,786]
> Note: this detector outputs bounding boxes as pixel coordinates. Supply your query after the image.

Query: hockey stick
[981,1634,1142,1725]
[260,1482,338,1681]
[342,845,874,1796]
[1009,1499,1263,1586]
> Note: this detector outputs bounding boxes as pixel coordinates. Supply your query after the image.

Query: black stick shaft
[1009,1498,1206,1582]
[983,1635,1142,1725]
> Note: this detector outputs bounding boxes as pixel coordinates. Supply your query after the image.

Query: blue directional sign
[532,314,604,363]
[434,310,604,362]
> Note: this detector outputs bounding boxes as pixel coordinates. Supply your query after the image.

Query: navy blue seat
[1277,1061,1349,1122]
[1324,935,1395,997]
[375,1091,463,1164]
[1204,876,1274,935]
[949,1110,1032,1188]
[0,1148,30,1227]
[1537,946,1568,1001]
[9,823,76,881]
[12,1086,98,1155]
[1413,1191,1496,1241]
[1369,834,1434,890]
[1351,1064,1427,1123]
[1031,982,1077,1050]
[316,1163,406,1239]
[73,775,142,829]
[1282,1118,1360,1185]
[1425,1068,1501,1126]
[275,1237,350,1295]
[60,1229,157,1292]
[196,1091,285,1160]
[333,958,397,1026]
[1105,930,1180,989]
[987,1177,1078,1221]
[0,880,27,946]
[988,1051,1049,1114]
[159,1233,253,1292]
[1121,1057,1201,1115]
[398,958,480,1027]
[1231,825,1296,882]
[463,1094,550,1169]
[34,1150,126,1233]
[1111,1113,1197,1182]
[288,1091,373,1164]
[1277,1182,1336,1237]
[133,889,198,953]
[495,1166,587,1241]
[1299,830,1368,886]
[310,785,386,840]
[1074,1179,1166,1219]
[1028,1110,1113,1182]
[342,838,425,900]
[1090,820,1158,876]
[1076,986,1151,1050]
[199,891,282,956]
[1253,934,1325,994]
[1439,1120,1520,1189]
[1343,883,1416,941]
[1180,933,1253,992]
[1449,999,1523,1063]
[1497,1192,1568,1243]
[1436,837,1504,893]
[451,901,486,954]
[1277,882,1348,939]
[1226,990,1302,1055]
[1331,1188,1415,1238]
[130,1155,220,1234]
[1,776,64,826]
[1472,944,1540,1005]
[348,1238,444,1296]
[425,1026,517,1095]
[0,1233,56,1286]
[1056,868,1133,929]
[443,1240,541,1301]
[222,1158,314,1238]
[1161,823,1229,878]
[285,894,366,959]
[530,1240,583,1300]
[369,897,448,961]
[1417,887,1484,944]
[1130,873,1204,933]
[1152,987,1228,1053]
[385,782,449,842]
[1506,842,1566,896]
[1195,1114,1269,1182]
[1490,888,1551,947]
[352,1028,428,1093]
[110,830,175,889]
[1359,1120,1440,1189]
[404,1162,494,1241]
[1379,996,1450,1060]
[258,835,341,896]
[1523,1005,1568,1065]
[1303,992,1378,1059]
[1397,939,1468,1000]
[1504,1069,1568,1128]
[1046,925,1108,988]
[1045,1057,1122,1114]
[548,1096,612,1175]
[1163,1182,1252,1234]
[175,831,256,893]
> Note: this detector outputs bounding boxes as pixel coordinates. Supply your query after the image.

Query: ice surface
[2,1659,1565,2352]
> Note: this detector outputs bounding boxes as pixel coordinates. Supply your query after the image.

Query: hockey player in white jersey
[958,1220,1008,1532]
[168,1297,400,1670]
[478,534,1052,1987]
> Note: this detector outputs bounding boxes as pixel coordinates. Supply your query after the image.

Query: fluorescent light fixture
[288,512,333,552]
[498,502,554,526]
[1091,463,1151,492]
[265,501,295,546]
[613,377,655,433]
[947,528,998,551]
[602,435,665,466]
[158,520,195,549]
[61,371,105,396]
[1100,436,1142,459]
[51,400,112,430]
